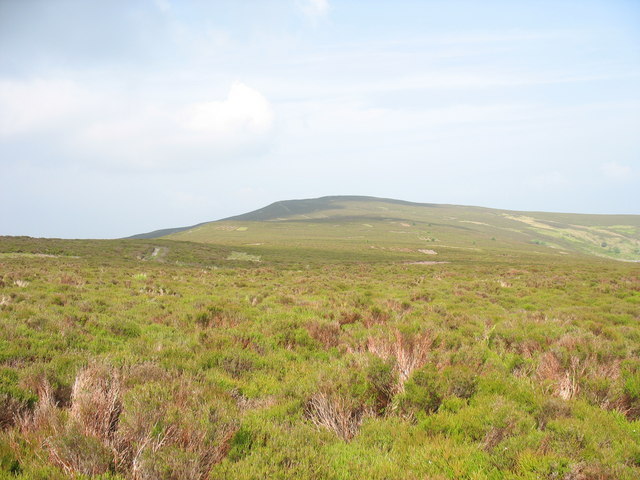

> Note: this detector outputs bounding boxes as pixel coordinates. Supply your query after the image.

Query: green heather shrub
[46,423,114,476]
[136,445,203,480]
[580,375,622,410]
[420,393,536,448]
[227,426,254,463]
[399,364,444,415]
[622,362,640,418]
[0,369,38,428]
[365,356,397,414]
[535,397,572,430]
[439,396,467,414]
[107,320,141,338]
[276,326,317,350]
[228,352,259,378]
[442,364,478,399]
[0,439,21,476]
[514,450,571,478]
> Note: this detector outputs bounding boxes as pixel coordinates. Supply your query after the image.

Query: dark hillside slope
[222,196,440,221]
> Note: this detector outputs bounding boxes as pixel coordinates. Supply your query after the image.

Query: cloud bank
[0,79,274,170]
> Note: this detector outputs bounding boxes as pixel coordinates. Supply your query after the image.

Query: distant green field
[1,199,640,479]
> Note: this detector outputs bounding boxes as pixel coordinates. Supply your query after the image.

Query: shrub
[108,320,141,338]
[365,356,398,415]
[135,445,203,480]
[0,378,37,429]
[276,327,316,350]
[399,364,444,415]
[366,329,433,391]
[622,366,640,419]
[0,439,21,475]
[69,364,122,441]
[535,397,571,430]
[306,321,341,349]
[443,365,478,399]
[304,389,372,441]
[117,379,238,479]
[219,352,256,378]
[46,424,114,476]
[227,426,254,462]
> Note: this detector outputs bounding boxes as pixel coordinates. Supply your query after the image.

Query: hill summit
[131,195,640,262]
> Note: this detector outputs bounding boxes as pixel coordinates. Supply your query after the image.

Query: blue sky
[1,0,639,238]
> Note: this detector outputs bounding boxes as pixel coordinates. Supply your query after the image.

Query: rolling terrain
[1,197,639,479]
[133,196,640,263]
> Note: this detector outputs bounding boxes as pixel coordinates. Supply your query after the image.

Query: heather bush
[398,364,444,415]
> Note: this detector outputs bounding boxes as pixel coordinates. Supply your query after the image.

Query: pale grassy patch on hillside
[405,260,448,265]
[215,225,242,231]
[0,253,78,259]
[227,251,261,262]
[504,214,640,261]
[604,225,638,235]
[503,214,556,230]
[459,220,491,226]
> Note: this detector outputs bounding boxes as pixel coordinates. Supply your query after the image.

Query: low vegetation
[1,202,639,479]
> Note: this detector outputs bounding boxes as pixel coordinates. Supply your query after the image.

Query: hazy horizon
[1,0,639,238]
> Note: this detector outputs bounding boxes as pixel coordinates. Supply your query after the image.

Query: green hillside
[2,199,640,479]
[159,196,640,263]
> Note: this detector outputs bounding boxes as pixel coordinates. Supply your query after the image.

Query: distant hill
[222,196,440,221]
[130,196,640,262]
[127,224,205,240]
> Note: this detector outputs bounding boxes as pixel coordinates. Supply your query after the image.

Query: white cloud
[185,82,273,136]
[0,78,274,170]
[601,162,633,181]
[298,0,330,19]
[0,78,96,136]
[76,82,275,170]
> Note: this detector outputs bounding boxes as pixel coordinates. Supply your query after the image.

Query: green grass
[1,199,640,479]
[160,196,640,262]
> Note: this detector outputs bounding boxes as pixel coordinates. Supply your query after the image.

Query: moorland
[1,196,639,479]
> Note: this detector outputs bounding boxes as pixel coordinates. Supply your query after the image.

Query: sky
[1,0,639,238]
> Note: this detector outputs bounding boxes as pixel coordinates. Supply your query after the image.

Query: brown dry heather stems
[15,364,237,479]
[306,320,341,348]
[365,329,433,391]
[537,352,582,400]
[536,352,626,410]
[304,391,372,441]
[69,364,122,440]
[309,328,435,438]
[16,377,56,433]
